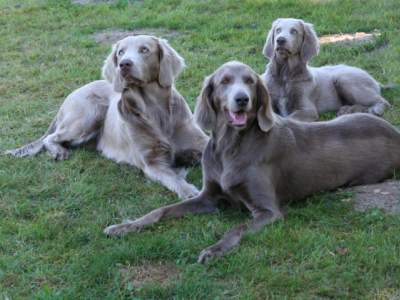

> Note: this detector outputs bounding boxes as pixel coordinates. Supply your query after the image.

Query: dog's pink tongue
[229,111,247,125]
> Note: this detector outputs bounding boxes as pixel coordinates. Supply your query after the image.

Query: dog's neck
[140,81,172,100]
[267,53,311,81]
[124,81,173,111]
[209,112,287,164]
[120,81,176,137]
[211,117,266,159]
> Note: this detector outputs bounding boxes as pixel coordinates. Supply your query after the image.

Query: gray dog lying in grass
[5,35,207,200]
[104,61,400,263]
[262,18,390,121]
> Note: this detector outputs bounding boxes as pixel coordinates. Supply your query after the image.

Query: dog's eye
[221,77,231,84]
[276,28,281,33]
[244,76,254,85]
[139,46,149,54]
[290,28,298,34]
[118,49,124,56]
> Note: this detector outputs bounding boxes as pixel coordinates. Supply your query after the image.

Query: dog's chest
[204,137,266,210]
[205,147,247,192]
[145,102,174,136]
[269,79,291,117]
[276,96,289,117]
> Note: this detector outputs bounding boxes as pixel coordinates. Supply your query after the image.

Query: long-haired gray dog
[5,35,208,200]
[262,18,390,121]
[104,61,400,263]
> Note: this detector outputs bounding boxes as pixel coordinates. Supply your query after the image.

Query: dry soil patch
[319,31,380,45]
[120,262,180,288]
[350,180,400,214]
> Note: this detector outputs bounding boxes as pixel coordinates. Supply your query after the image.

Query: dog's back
[270,113,400,202]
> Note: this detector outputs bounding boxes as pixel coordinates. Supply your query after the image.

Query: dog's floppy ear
[194,75,216,132]
[158,38,185,88]
[262,19,280,59]
[256,77,275,132]
[300,21,320,62]
[102,42,124,92]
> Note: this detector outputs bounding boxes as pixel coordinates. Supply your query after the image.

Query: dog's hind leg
[4,117,57,157]
[43,119,101,161]
[5,81,111,160]
[43,130,71,161]
[368,96,390,116]
[336,75,390,117]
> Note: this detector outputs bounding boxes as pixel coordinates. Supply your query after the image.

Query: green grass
[1,0,400,299]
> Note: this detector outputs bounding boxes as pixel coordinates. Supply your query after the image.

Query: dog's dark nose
[119,59,133,69]
[276,37,286,45]
[235,93,249,107]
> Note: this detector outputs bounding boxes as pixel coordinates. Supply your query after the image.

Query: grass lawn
[1,0,400,299]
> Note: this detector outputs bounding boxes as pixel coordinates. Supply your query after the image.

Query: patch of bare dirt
[349,180,400,214]
[119,262,180,288]
[93,29,181,44]
[319,31,380,45]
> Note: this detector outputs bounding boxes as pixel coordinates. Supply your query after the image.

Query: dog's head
[195,61,275,133]
[263,18,319,62]
[102,35,185,92]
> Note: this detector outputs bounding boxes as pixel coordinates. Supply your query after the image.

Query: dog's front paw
[104,222,137,236]
[197,245,223,264]
[179,184,200,200]
[337,105,352,116]
[338,104,369,116]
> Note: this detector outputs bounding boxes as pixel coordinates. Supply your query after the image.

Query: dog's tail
[3,116,57,157]
[380,82,399,90]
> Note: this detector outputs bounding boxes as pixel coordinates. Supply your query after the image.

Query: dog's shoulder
[170,87,193,120]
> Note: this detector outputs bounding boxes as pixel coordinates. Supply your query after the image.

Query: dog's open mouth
[226,109,248,126]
